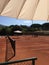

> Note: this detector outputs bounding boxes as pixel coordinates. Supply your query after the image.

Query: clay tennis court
[0,35,49,65]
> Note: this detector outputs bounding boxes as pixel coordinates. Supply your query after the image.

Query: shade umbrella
[0,0,48,21]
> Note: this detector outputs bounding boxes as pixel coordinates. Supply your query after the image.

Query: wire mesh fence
[5,36,15,61]
[4,36,37,65]
[8,61,32,65]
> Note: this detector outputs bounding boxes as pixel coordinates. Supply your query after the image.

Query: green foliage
[31,24,42,31]
[0,23,49,35]
[42,23,49,30]
[21,25,28,33]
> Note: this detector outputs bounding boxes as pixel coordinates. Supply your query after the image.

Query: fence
[0,57,37,65]
[4,36,37,65]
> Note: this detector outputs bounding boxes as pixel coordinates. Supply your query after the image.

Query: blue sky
[0,16,48,26]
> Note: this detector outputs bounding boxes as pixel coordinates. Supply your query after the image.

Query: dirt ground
[0,35,49,65]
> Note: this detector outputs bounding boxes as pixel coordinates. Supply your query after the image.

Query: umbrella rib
[0,0,10,14]
[17,0,27,18]
[32,0,40,20]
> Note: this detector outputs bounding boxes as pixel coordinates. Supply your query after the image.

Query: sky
[0,16,48,26]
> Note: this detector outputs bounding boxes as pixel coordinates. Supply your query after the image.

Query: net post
[32,60,35,65]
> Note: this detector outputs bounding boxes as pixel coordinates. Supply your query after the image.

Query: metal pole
[5,36,8,62]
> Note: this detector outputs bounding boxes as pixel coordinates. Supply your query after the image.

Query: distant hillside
[0,24,7,27]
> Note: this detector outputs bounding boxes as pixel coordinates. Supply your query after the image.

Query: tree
[30,24,42,31]
[20,25,28,33]
[42,23,49,30]
[0,27,6,35]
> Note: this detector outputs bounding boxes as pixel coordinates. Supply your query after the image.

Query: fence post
[32,60,35,65]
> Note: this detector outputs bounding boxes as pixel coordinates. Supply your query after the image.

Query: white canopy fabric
[14,30,22,33]
[33,0,48,20]
[0,0,10,14]
[1,0,26,18]
[0,0,48,21]
[18,0,39,20]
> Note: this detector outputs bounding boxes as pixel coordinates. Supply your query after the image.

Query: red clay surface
[0,35,49,65]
